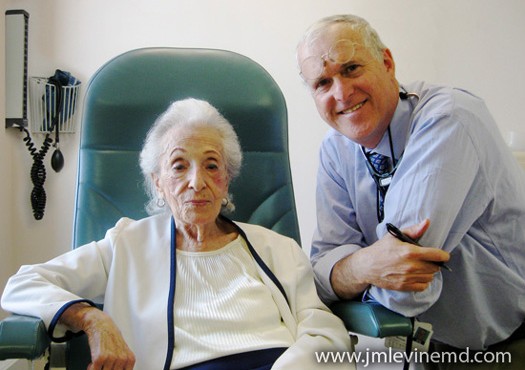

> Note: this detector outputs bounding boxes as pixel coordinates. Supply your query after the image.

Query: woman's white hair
[139,98,242,215]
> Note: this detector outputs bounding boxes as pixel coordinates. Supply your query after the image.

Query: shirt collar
[372,87,414,160]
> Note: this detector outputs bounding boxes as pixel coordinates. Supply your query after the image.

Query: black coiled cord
[19,75,64,220]
[20,126,53,220]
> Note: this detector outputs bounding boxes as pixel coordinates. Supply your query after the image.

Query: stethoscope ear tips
[399,91,420,100]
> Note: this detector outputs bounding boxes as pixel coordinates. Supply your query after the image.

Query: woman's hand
[59,303,136,370]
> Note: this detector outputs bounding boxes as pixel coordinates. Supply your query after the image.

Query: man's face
[298,23,399,148]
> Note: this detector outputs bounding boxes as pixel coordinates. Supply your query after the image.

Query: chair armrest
[331,301,413,338]
[0,315,51,360]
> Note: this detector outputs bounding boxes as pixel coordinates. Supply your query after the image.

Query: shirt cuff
[312,244,362,304]
[48,299,98,342]
[366,273,442,318]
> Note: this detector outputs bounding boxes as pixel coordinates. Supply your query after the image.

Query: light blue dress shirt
[311,81,525,349]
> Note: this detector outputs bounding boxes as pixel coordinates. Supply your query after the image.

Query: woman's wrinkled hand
[59,303,136,370]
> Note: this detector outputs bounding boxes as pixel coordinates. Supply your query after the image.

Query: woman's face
[154,124,229,227]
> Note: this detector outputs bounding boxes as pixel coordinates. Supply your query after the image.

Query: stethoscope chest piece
[378,176,392,187]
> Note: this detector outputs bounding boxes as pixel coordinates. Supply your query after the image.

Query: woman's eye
[206,162,219,170]
[172,163,186,171]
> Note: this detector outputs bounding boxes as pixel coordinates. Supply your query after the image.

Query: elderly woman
[2,98,353,370]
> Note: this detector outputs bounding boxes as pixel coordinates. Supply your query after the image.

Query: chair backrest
[73,47,301,248]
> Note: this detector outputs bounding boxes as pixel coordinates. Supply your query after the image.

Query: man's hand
[331,219,450,299]
[59,303,136,370]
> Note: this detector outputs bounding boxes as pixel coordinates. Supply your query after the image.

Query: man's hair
[298,14,387,62]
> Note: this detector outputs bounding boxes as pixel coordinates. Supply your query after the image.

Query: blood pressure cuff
[44,69,80,131]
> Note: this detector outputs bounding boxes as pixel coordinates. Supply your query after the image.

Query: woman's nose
[188,168,206,191]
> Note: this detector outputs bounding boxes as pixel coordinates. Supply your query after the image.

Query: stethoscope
[361,89,420,222]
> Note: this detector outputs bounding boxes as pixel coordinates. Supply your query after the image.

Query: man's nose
[332,76,353,101]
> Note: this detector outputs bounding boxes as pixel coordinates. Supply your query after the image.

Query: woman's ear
[152,173,163,198]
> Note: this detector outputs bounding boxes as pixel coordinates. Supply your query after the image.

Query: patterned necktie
[368,152,391,222]
[368,152,390,175]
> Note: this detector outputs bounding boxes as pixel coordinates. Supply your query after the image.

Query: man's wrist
[330,254,369,299]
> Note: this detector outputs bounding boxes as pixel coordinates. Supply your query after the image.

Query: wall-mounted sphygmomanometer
[5,10,81,220]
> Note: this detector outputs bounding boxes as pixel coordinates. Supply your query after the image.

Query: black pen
[386,223,452,271]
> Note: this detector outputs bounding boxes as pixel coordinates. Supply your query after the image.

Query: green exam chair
[0,47,411,369]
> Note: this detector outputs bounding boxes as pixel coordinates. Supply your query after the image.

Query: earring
[156,197,166,208]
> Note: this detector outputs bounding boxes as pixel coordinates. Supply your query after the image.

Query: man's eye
[341,64,361,76]
[313,78,331,91]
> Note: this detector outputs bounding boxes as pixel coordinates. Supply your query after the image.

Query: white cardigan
[2,214,354,370]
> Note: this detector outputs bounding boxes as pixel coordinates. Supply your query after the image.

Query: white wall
[1,1,524,361]
[0,0,14,322]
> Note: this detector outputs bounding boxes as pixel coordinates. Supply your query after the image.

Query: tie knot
[368,152,390,174]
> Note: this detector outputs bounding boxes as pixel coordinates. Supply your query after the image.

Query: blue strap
[220,215,289,305]
[163,217,177,370]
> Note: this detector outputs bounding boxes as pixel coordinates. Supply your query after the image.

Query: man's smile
[339,100,366,115]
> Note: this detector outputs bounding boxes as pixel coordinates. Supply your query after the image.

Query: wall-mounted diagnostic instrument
[5,10,81,220]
